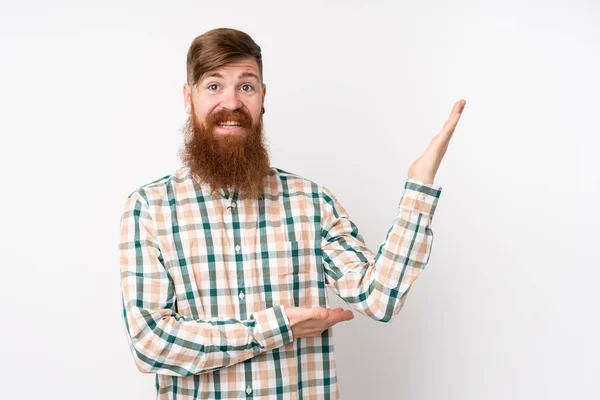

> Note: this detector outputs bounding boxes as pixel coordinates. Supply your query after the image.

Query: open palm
[408,99,466,184]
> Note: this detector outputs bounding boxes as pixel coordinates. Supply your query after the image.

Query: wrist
[408,175,434,185]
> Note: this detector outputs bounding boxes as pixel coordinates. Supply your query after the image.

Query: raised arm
[319,179,441,322]
[320,99,465,322]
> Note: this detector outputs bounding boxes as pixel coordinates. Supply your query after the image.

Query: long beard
[179,105,271,199]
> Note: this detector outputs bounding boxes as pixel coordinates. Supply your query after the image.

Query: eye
[207,84,219,91]
[241,84,254,92]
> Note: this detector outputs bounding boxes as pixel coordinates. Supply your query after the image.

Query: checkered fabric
[119,165,442,399]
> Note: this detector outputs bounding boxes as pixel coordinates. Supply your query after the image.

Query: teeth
[219,121,241,126]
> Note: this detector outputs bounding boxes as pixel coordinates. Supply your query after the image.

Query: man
[119,27,465,399]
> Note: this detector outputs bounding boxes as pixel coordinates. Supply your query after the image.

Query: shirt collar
[183,165,269,201]
[200,181,234,200]
[184,167,229,200]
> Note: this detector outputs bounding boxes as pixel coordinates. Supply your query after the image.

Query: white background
[1,1,598,399]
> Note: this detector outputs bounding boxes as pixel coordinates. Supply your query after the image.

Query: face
[179,57,271,199]
[184,57,265,137]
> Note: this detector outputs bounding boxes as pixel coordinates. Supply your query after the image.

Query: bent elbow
[134,359,153,374]
[378,314,394,323]
[370,291,410,323]
[130,342,157,374]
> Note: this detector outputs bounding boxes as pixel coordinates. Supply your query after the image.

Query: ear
[183,83,191,108]
[262,83,267,107]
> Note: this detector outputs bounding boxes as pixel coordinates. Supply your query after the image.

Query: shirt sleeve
[119,191,294,376]
[319,178,442,322]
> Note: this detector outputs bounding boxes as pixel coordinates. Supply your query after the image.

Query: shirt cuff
[253,305,294,351]
[398,178,443,216]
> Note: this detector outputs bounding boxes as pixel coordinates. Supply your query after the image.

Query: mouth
[215,121,244,135]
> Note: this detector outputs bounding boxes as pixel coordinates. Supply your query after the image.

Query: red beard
[179,104,271,199]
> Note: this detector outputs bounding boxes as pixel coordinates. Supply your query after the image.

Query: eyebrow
[239,72,260,81]
[202,72,260,82]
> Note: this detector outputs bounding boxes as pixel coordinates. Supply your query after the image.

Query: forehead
[201,58,261,81]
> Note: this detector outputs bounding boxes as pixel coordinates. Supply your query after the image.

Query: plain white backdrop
[0,0,598,399]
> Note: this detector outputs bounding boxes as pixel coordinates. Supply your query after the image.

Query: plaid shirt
[119,165,442,399]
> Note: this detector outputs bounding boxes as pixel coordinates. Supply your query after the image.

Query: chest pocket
[279,239,324,307]
[283,239,321,277]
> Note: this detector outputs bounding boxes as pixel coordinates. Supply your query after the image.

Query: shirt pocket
[282,240,320,277]
[280,240,324,307]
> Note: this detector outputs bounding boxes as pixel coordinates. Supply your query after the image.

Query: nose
[220,88,242,111]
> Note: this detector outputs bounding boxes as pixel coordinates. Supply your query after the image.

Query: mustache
[205,109,253,128]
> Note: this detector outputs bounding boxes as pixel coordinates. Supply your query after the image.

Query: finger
[328,308,349,318]
[448,99,466,118]
[312,307,329,320]
[440,100,466,138]
[330,310,354,324]
[342,310,354,321]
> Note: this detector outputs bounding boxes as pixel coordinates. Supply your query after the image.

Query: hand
[408,99,466,184]
[285,306,354,339]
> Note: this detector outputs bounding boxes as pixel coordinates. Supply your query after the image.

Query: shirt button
[246,386,252,395]
[235,244,241,252]
[420,195,426,200]
[239,290,245,300]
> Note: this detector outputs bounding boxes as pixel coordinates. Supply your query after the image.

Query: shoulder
[270,166,323,192]
[270,167,342,206]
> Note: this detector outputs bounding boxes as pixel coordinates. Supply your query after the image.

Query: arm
[319,178,442,322]
[119,191,293,376]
